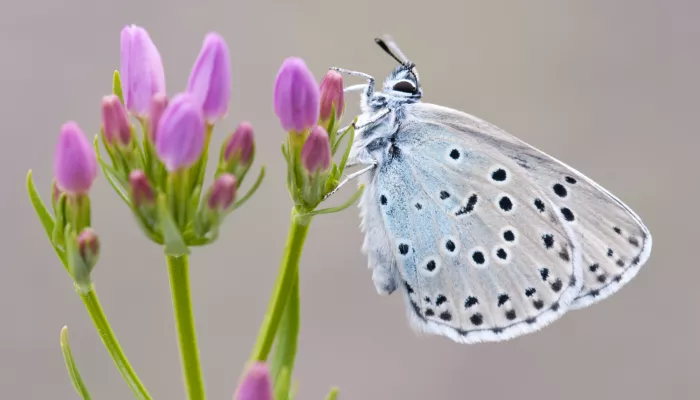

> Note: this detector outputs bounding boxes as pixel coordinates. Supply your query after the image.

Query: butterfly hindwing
[359,113,583,343]
[408,103,652,310]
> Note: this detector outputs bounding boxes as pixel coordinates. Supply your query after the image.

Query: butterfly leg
[323,162,377,200]
[344,84,368,93]
[330,67,376,106]
[336,108,392,137]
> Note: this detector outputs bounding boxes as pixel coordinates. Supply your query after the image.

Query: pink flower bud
[319,70,344,123]
[207,173,236,211]
[224,121,255,166]
[155,93,205,171]
[301,126,331,174]
[54,122,98,194]
[77,228,100,267]
[273,57,319,133]
[187,32,231,124]
[234,363,272,400]
[148,93,168,142]
[101,94,132,145]
[120,25,166,116]
[129,170,155,207]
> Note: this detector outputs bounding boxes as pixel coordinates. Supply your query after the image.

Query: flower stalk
[167,255,205,400]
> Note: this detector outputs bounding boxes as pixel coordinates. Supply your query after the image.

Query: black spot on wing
[455,194,478,216]
[552,183,567,198]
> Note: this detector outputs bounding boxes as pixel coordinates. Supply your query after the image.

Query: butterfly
[330,35,652,344]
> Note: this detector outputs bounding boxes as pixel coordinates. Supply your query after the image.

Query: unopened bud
[301,126,331,175]
[77,228,100,272]
[101,94,132,145]
[207,173,236,211]
[129,170,155,207]
[319,70,344,127]
[221,121,255,183]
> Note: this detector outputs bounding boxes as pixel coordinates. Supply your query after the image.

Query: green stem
[250,208,312,361]
[167,255,206,400]
[80,288,152,400]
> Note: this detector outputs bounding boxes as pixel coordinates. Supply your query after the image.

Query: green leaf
[304,185,364,217]
[26,170,67,266]
[94,136,132,206]
[337,121,356,175]
[60,326,92,400]
[26,170,55,240]
[270,275,300,399]
[331,122,353,155]
[325,387,339,400]
[157,194,189,257]
[113,70,124,104]
[232,166,266,211]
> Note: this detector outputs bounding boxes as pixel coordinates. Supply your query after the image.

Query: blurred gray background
[2,0,697,398]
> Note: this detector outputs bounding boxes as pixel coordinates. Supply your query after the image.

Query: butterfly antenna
[375,37,406,65]
[375,35,420,81]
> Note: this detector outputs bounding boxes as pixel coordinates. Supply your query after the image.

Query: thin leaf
[304,185,364,217]
[232,166,266,211]
[331,123,352,155]
[27,170,67,266]
[337,120,356,175]
[94,136,132,206]
[26,170,55,241]
[157,194,189,257]
[113,70,124,104]
[60,326,92,400]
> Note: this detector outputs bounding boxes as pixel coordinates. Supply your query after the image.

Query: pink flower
[54,122,98,194]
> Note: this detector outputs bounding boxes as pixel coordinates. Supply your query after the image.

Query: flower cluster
[103,26,264,255]
[28,23,352,400]
[274,58,356,212]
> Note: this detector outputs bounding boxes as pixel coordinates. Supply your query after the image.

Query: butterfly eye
[392,80,416,93]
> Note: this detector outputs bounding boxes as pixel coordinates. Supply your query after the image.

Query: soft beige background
[2,0,697,399]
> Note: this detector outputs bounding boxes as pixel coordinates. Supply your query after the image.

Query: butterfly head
[375,37,423,102]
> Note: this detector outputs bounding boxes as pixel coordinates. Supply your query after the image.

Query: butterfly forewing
[363,115,583,343]
[408,103,652,310]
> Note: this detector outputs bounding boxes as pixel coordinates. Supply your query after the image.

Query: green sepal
[52,193,68,252]
[26,170,66,266]
[94,136,132,207]
[325,387,339,400]
[113,70,124,105]
[66,195,91,234]
[60,326,92,400]
[326,105,338,151]
[157,194,189,257]
[65,224,92,293]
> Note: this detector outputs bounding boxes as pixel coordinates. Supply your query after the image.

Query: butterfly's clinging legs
[323,162,377,200]
[331,67,376,101]
[344,84,368,93]
[336,108,391,135]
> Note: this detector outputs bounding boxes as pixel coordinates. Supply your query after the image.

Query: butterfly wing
[358,109,584,344]
[407,102,652,310]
